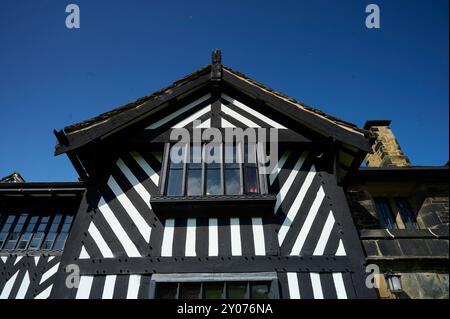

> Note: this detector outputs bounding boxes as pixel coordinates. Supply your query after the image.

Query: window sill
[0,249,64,256]
[150,194,276,217]
[359,228,449,239]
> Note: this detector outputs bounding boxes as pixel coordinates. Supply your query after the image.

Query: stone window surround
[368,189,419,230]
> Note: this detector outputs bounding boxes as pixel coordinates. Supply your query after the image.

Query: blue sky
[0,0,448,181]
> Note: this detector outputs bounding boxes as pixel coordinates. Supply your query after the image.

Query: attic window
[152,142,275,216]
[162,143,266,197]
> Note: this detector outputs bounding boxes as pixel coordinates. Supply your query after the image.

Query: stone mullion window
[392,197,419,230]
[373,196,418,230]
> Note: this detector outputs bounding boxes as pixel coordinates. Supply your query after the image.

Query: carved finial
[212,49,222,64]
[211,49,222,85]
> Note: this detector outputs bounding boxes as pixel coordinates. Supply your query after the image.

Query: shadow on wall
[345,190,380,229]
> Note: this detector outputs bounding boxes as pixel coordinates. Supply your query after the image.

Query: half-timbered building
[1,51,447,299]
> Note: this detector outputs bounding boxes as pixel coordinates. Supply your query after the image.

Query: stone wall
[345,187,380,229]
[416,193,449,229]
[376,272,449,299]
[346,179,449,299]
[347,183,449,231]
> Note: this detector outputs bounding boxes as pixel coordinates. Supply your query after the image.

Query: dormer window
[162,143,266,197]
[151,142,274,216]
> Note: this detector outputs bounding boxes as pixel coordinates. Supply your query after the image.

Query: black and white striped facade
[1,61,376,299]
[0,255,61,299]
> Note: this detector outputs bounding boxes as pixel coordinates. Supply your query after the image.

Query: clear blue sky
[0,0,448,181]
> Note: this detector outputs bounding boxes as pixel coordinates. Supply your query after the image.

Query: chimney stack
[364,120,411,168]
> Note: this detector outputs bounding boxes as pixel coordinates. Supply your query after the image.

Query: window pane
[0,215,16,249]
[374,198,397,229]
[53,215,74,250]
[0,215,16,232]
[204,283,224,299]
[244,143,257,164]
[187,168,202,196]
[28,216,51,250]
[166,169,183,196]
[53,233,68,250]
[156,283,178,299]
[395,197,418,230]
[42,215,63,249]
[244,167,259,194]
[16,239,29,250]
[4,213,28,249]
[189,145,202,166]
[206,168,221,195]
[24,216,39,232]
[169,145,185,168]
[14,214,28,232]
[225,169,241,195]
[17,216,39,250]
[2,239,17,250]
[0,233,7,248]
[29,233,45,250]
[205,144,221,164]
[49,215,63,232]
[251,282,270,299]
[180,283,201,299]
[227,282,247,299]
[224,143,233,163]
[225,144,240,165]
[42,233,57,249]
[36,216,50,232]
[61,215,74,232]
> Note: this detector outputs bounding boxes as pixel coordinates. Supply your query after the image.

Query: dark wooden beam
[67,151,89,181]
[113,128,313,144]
[76,256,354,275]
[53,129,69,147]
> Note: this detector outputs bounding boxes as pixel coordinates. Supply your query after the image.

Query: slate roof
[63,64,368,138]
[53,52,376,157]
